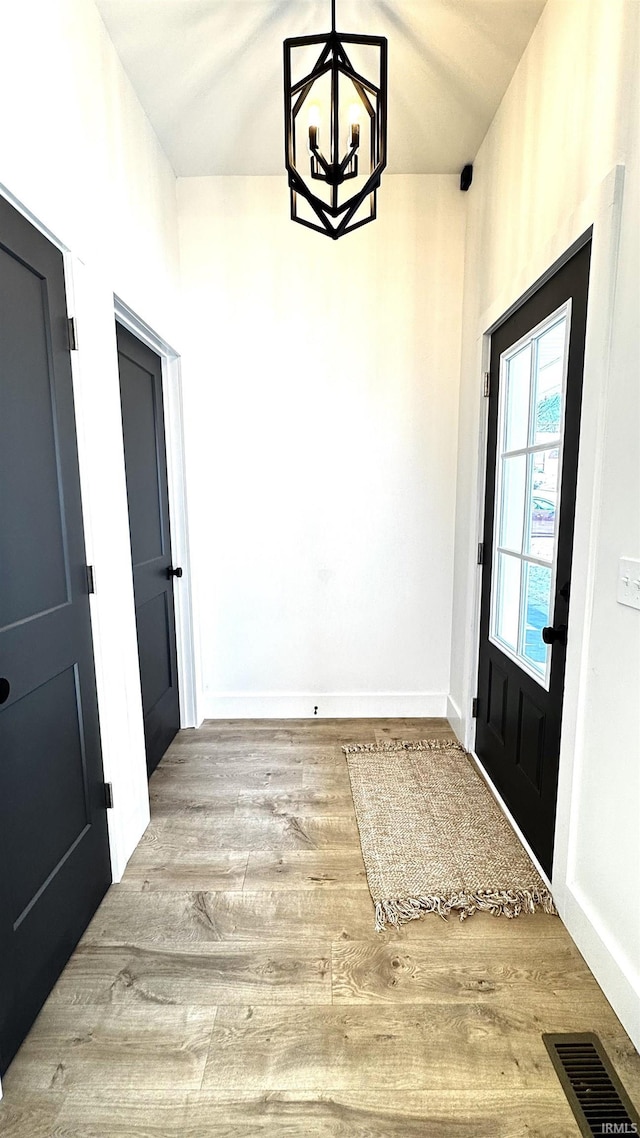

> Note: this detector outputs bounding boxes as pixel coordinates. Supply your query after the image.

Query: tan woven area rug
[342,739,556,930]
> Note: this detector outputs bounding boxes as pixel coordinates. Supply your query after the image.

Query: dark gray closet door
[116,325,180,775]
[0,195,111,1073]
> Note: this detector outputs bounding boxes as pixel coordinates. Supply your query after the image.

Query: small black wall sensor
[460,164,473,192]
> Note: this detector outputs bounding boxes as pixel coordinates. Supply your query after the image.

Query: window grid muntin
[489,301,572,689]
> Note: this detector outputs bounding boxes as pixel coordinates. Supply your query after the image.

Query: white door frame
[0,181,161,879]
[456,164,631,1033]
[465,227,594,887]
[463,165,625,890]
[114,296,199,731]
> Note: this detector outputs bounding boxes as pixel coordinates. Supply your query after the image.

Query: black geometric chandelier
[283,0,388,239]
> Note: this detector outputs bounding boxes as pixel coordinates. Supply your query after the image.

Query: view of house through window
[490,304,570,687]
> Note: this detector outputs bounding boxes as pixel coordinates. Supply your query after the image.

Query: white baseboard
[204,691,448,720]
[108,803,150,883]
[557,881,640,1053]
[446,695,464,743]
[468,743,640,1051]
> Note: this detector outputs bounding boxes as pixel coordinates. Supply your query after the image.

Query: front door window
[489,304,570,688]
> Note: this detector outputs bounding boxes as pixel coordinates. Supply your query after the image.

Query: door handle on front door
[168,566,183,579]
[542,624,567,645]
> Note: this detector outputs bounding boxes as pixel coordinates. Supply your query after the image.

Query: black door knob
[0,678,10,705]
[168,566,183,579]
[542,624,567,645]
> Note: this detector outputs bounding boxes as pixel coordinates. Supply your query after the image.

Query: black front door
[0,196,112,1073]
[476,240,591,876]
[116,325,180,776]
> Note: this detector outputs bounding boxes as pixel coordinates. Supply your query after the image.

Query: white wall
[177,174,466,720]
[449,0,640,1048]
[0,0,181,884]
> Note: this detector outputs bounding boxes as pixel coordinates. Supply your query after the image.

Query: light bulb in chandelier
[308,105,321,152]
[348,103,361,149]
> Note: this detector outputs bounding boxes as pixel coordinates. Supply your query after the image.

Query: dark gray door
[476,240,591,875]
[0,195,111,1073]
[116,325,180,776]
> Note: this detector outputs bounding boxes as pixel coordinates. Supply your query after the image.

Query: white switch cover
[617,558,640,610]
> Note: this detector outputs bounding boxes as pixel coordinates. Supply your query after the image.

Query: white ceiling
[95,0,546,176]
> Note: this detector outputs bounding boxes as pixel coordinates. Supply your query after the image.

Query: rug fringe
[374,889,557,930]
[343,739,467,755]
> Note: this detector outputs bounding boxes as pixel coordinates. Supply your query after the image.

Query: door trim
[465,165,625,888]
[465,230,596,774]
[0,186,155,889]
[114,297,199,732]
[451,163,633,1043]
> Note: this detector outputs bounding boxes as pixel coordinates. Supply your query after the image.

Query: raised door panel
[0,196,111,1074]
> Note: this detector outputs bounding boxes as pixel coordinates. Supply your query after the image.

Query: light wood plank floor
[1,719,638,1136]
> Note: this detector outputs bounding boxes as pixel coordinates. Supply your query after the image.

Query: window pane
[523,563,552,672]
[494,553,522,652]
[533,318,566,445]
[504,344,531,452]
[527,449,559,560]
[499,455,527,553]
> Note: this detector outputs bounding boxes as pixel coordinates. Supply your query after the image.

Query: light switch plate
[617,557,640,610]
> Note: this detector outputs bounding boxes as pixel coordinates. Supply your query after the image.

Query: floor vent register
[543,1033,640,1137]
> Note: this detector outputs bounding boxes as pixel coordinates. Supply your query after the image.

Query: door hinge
[483,371,491,397]
[477,542,484,565]
[103,782,114,810]
[68,316,79,351]
[472,697,478,718]
[86,565,96,594]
